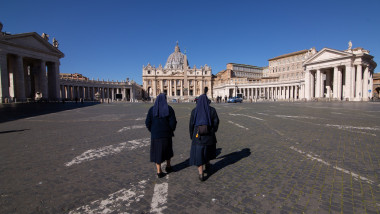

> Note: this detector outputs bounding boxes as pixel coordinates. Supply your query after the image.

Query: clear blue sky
[1,0,379,84]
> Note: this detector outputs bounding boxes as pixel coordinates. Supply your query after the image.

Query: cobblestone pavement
[0,102,379,213]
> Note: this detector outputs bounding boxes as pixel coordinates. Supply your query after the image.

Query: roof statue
[53,37,59,48]
[41,33,49,41]
[348,40,352,50]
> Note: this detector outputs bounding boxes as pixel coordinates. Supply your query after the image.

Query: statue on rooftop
[41,33,49,41]
[53,37,59,48]
[348,40,352,50]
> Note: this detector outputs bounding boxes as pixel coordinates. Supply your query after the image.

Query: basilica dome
[164,43,188,69]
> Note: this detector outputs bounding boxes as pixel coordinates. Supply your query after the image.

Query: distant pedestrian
[189,94,219,181]
[145,93,177,178]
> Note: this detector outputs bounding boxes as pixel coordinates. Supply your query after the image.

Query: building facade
[304,46,377,101]
[212,43,377,102]
[0,23,64,103]
[212,63,265,98]
[60,75,142,102]
[142,43,212,100]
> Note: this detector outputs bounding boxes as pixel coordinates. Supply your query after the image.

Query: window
[147,70,151,74]
[205,71,207,75]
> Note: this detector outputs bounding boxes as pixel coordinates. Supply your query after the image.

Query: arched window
[147,70,151,74]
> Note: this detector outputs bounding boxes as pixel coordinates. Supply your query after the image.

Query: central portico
[303,47,377,101]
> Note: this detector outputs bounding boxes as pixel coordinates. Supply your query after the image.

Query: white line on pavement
[117,125,146,133]
[65,138,150,167]
[276,115,316,119]
[228,120,249,130]
[229,113,264,121]
[135,117,145,120]
[325,124,380,131]
[69,180,147,214]
[289,146,379,187]
[256,112,269,116]
[325,124,377,136]
[150,176,169,214]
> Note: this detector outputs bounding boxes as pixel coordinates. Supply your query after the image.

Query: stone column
[350,65,356,99]
[14,55,26,101]
[200,80,204,94]
[316,69,321,98]
[82,86,86,100]
[194,80,197,96]
[87,87,90,100]
[153,79,157,97]
[0,53,10,103]
[174,80,177,96]
[362,66,369,101]
[39,60,48,99]
[180,80,183,96]
[129,87,133,102]
[290,85,293,99]
[337,68,342,100]
[333,67,338,98]
[111,88,114,101]
[305,70,310,100]
[326,70,331,98]
[344,65,351,100]
[355,64,363,100]
[159,79,163,94]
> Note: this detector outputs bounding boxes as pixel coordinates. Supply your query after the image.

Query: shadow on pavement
[172,158,190,172]
[205,148,251,181]
[0,129,30,134]
[0,102,100,123]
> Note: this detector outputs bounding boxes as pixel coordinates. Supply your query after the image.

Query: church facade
[142,43,212,100]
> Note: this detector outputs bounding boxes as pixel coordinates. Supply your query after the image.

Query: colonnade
[144,78,212,98]
[60,79,139,102]
[305,64,374,101]
[214,83,304,101]
[0,53,60,103]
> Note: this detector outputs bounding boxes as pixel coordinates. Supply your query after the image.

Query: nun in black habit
[146,93,177,178]
[189,94,219,181]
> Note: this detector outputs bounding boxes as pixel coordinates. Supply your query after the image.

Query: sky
[1,0,379,85]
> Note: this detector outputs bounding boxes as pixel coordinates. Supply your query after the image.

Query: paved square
[0,102,379,213]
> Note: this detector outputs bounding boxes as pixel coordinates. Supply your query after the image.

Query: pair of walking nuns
[189,94,219,181]
[146,93,219,181]
[145,93,177,178]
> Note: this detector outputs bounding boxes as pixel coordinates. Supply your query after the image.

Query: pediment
[3,33,64,57]
[304,48,352,65]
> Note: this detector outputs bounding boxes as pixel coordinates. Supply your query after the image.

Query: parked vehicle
[227,97,243,103]
[171,99,178,103]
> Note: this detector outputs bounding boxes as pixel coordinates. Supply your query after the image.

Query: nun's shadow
[171,148,223,172]
[205,148,251,181]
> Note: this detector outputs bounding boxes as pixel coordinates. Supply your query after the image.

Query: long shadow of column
[205,148,251,180]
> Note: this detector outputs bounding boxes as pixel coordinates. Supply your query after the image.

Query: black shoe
[165,166,173,173]
[199,173,204,182]
[157,172,165,178]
